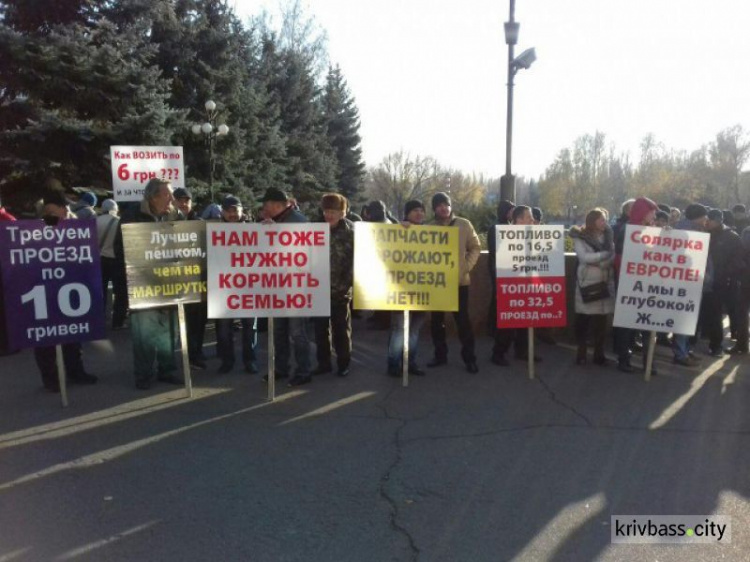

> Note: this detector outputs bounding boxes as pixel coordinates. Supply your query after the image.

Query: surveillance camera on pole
[512,48,537,72]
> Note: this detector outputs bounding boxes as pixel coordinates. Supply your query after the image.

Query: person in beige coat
[427,192,481,373]
[570,209,616,365]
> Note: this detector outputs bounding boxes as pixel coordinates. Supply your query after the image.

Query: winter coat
[329,218,354,302]
[570,226,615,315]
[429,214,481,286]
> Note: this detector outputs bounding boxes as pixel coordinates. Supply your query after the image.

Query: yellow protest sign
[353,223,459,311]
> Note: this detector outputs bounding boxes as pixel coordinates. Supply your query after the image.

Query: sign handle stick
[177,302,193,398]
[528,327,535,380]
[55,345,69,408]
[644,330,657,382]
[267,318,275,402]
[402,310,410,388]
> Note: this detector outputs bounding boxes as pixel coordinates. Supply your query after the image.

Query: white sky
[235,0,750,179]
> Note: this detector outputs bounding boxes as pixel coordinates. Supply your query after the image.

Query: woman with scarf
[569,209,615,365]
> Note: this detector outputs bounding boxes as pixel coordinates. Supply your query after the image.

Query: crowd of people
[1,179,748,394]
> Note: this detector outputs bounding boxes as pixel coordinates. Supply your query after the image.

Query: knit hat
[707,209,724,223]
[431,192,451,210]
[532,207,543,223]
[321,193,347,212]
[222,195,242,210]
[201,203,222,220]
[260,187,288,203]
[101,199,118,213]
[404,200,425,218]
[365,200,387,223]
[684,203,708,221]
[655,210,669,223]
[80,192,97,207]
[173,187,192,200]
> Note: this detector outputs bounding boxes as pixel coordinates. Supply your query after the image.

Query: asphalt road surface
[1,319,748,561]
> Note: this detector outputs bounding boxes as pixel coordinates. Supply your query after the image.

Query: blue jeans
[215,318,257,368]
[387,311,425,371]
[273,317,312,376]
[672,334,691,360]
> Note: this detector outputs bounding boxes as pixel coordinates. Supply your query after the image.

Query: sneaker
[465,361,479,374]
[287,375,312,387]
[727,346,748,355]
[190,359,207,370]
[673,356,701,367]
[408,367,426,377]
[69,372,98,385]
[263,372,288,382]
[427,358,448,368]
[617,362,634,373]
[708,348,725,357]
[336,368,350,377]
[244,362,259,374]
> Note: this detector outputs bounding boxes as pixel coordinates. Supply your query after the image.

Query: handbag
[578,280,610,303]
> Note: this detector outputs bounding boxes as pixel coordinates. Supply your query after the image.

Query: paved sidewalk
[0,321,748,561]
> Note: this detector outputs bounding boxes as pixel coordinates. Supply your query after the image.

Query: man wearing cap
[96,199,128,330]
[387,200,428,376]
[173,187,200,220]
[427,192,481,373]
[260,187,313,386]
[705,208,745,356]
[124,178,182,389]
[312,193,354,377]
[33,190,98,391]
[214,195,258,374]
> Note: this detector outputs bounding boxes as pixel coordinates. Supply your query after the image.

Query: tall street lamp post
[191,100,229,203]
[501,0,536,203]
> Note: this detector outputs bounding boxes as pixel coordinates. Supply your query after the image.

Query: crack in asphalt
[535,372,595,427]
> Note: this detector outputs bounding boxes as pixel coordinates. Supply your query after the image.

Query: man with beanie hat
[427,192,481,373]
[670,204,709,366]
[260,187,313,386]
[33,190,97,391]
[215,195,258,375]
[387,200,428,376]
[312,193,355,378]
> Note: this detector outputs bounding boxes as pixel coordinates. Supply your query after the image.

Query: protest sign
[207,223,330,318]
[613,225,709,335]
[122,221,207,309]
[495,225,566,329]
[110,146,184,202]
[0,219,105,349]
[353,223,459,311]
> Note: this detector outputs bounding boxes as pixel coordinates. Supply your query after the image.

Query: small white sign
[110,146,184,202]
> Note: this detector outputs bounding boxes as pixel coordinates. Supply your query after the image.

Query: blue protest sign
[0,219,105,348]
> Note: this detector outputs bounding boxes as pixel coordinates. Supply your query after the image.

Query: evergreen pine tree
[322,65,365,203]
[0,3,180,203]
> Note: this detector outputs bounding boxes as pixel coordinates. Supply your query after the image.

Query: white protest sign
[495,225,567,328]
[207,223,330,318]
[110,146,184,202]
[613,225,709,335]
